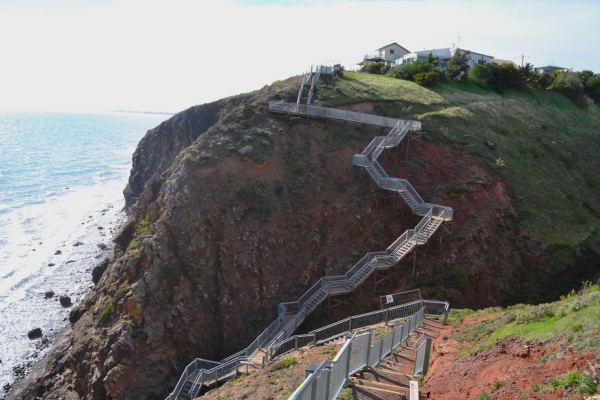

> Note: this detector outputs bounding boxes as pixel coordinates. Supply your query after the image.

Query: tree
[426,51,439,67]
[446,50,471,82]
[519,63,535,85]
[585,74,600,105]
[578,70,594,86]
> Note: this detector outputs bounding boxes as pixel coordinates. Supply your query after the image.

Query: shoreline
[1,207,126,400]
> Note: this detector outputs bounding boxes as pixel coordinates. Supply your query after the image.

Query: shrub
[560,152,577,169]
[414,71,439,87]
[362,61,385,74]
[469,62,524,92]
[550,72,586,106]
[515,303,554,324]
[270,356,297,371]
[585,74,600,105]
[332,63,345,78]
[98,302,114,325]
[387,60,436,81]
[532,72,554,89]
[446,50,471,82]
[476,391,492,400]
[120,280,131,291]
[490,378,503,392]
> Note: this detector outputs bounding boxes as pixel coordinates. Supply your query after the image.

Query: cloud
[0,0,598,112]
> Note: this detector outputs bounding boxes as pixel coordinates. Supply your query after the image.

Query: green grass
[315,72,447,108]
[456,284,600,356]
[550,370,597,394]
[120,280,131,291]
[97,302,114,325]
[317,345,336,355]
[269,356,297,371]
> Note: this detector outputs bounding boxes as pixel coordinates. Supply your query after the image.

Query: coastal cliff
[12,72,600,399]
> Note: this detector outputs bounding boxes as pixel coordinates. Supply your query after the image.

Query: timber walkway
[166,68,453,400]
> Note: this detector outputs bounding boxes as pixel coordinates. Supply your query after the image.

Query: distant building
[363,42,411,64]
[393,48,494,68]
[535,65,567,75]
[491,59,519,68]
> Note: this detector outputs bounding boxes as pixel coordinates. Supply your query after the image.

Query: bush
[515,303,554,324]
[270,356,297,371]
[98,302,114,325]
[446,50,471,82]
[414,71,439,87]
[532,72,554,89]
[362,61,385,74]
[560,152,577,169]
[585,74,600,105]
[550,72,586,106]
[469,62,524,93]
[332,63,345,78]
[387,60,436,81]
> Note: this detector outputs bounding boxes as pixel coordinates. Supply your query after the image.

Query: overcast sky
[0,0,598,113]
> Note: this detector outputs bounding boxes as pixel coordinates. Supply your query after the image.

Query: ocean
[0,111,168,396]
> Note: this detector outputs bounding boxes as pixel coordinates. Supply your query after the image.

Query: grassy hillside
[316,73,600,301]
[316,72,600,249]
[422,284,600,398]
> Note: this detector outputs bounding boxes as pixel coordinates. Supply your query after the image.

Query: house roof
[455,48,494,58]
[491,58,518,67]
[376,42,410,53]
[536,65,566,69]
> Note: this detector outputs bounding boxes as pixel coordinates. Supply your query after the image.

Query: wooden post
[410,380,419,400]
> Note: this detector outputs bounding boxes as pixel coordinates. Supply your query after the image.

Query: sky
[0,0,599,113]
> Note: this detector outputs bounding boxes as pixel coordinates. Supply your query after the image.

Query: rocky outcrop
[12,75,600,400]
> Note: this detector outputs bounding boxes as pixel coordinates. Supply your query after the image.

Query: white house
[363,42,411,64]
[393,47,494,68]
[535,65,567,75]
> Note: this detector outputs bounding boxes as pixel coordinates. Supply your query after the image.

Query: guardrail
[289,306,431,400]
[263,300,447,363]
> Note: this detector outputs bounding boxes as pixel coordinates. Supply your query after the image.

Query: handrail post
[364,331,372,369]
[295,336,299,351]
[324,368,332,400]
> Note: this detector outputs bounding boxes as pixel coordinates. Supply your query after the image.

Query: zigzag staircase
[166,73,452,400]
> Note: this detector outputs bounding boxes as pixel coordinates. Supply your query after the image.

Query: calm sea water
[0,111,168,396]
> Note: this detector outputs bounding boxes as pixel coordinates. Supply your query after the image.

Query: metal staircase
[296,65,333,106]
[166,100,453,400]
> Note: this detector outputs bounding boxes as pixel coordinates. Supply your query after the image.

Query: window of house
[389,49,394,54]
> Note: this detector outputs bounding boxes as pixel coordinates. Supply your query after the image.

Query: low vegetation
[452,283,600,355]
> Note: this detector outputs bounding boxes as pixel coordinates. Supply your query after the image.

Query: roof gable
[376,42,410,53]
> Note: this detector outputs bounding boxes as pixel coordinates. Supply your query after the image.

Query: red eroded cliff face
[13,78,599,400]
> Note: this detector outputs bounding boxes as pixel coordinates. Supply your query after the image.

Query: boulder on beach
[48,263,55,266]
[44,290,55,299]
[97,243,107,250]
[92,258,109,285]
[28,328,42,339]
[54,250,61,255]
[59,296,71,306]
[73,242,83,247]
